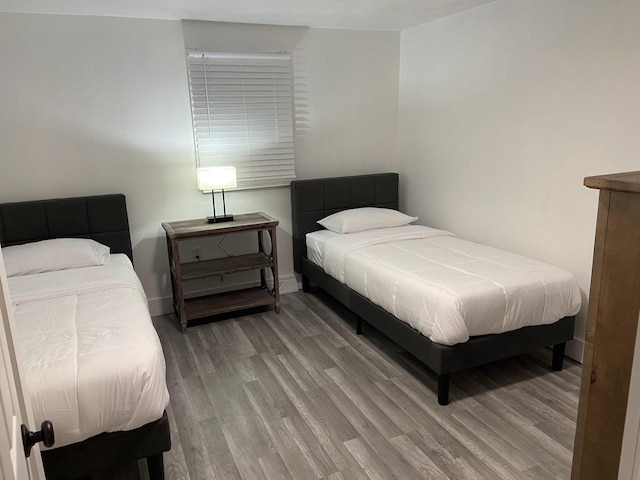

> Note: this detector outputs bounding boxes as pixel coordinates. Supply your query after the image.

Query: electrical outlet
[192,247,202,261]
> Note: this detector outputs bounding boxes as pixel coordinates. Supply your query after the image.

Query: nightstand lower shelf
[183,287,276,321]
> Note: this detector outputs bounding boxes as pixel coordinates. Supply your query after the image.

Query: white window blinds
[187,51,295,189]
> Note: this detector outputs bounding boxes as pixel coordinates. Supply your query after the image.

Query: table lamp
[197,166,237,223]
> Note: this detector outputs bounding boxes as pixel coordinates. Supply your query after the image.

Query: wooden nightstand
[162,212,280,333]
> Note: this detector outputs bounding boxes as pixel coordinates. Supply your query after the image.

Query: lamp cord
[217,236,232,258]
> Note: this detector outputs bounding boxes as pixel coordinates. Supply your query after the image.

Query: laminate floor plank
[149,291,581,480]
[389,434,449,479]
[263,317,336,390]
[221,415,277,480]
[408,428,481,480]
[279,291,308,313]
[281,414,339,478]
[289,307,348,348]
[451,408,535,472]
[319,376,428,480]
[240,315,287,355]
[200,416,243,480]
[324,366,405,439]
[348,335,404,379]
[436,413,523,480]
[461,390,572,479]
[467,403,570,480]
[304,385,361,443]
[184,331,217,376]
[535,416,577,452]
[296,335,337,370]
[280,304,323,337]
[251,355,299,419]
[162,406,191,480]
[270,436,321,480]
[276,351,318,392]
[203,349,256,423]
[194,322,219,350]
[183,375,216,421]
[313,334,388,385]
[343,437,397,480]
[169,326,199,381]
[374,378,450,433]
[258,453,294,480]
[259,352,359,471]
[244,379,286,423]
[340,372,416,435]
[231,354,261,384]
[169,381,217,480]
[272,307,315,339]
[322,465,370,480]
[518,380,579,421]
[164,338,187,390]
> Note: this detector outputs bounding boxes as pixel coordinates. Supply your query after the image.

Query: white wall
[398,0,640,360]
[0,13,400,314]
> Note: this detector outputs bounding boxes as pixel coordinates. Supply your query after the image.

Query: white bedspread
[10,259,169,449]
[309,225,581,346]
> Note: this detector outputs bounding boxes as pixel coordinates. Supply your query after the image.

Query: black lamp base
[207,215,234,223]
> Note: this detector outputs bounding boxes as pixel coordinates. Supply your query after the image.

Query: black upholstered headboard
[290,173,399,273]
[0,194,133,261]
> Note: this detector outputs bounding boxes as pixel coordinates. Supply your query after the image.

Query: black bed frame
[291,173,575,405]
[0,194,170,479]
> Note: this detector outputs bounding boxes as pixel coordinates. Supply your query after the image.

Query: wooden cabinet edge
[572,177,640,479]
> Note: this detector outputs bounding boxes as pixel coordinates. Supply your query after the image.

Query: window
[186,51,295,189]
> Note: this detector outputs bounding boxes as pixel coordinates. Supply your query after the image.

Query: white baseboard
[280,274,300,295]
[565,336,585,363]
[148,296,174,317]
[148,274,299,317]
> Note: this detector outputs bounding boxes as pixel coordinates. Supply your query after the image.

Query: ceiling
[0,0,498,31]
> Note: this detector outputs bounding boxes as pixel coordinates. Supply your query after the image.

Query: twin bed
[292,173,581,405]
[0,195,170,480]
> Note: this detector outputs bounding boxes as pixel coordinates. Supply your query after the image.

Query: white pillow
[318,207,418,234]
[2,238,111,277]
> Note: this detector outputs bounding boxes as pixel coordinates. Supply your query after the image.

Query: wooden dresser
[572,171,640,479]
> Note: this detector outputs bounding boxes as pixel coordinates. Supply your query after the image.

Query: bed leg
[146,453,165,480]
[438,374,450,406]
[302,275,310,293]
[552,342,566,371]
[356,316,362,335]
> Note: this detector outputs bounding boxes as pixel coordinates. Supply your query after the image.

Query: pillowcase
[318,207,418,234]
[2,238,110,277]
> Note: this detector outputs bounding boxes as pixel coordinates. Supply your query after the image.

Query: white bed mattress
[10,254,169,449]
[306,225,581,346]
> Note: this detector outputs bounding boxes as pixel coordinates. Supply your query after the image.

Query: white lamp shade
[197,166,237,190]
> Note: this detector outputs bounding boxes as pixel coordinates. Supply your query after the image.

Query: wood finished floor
[115,290,581,480]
